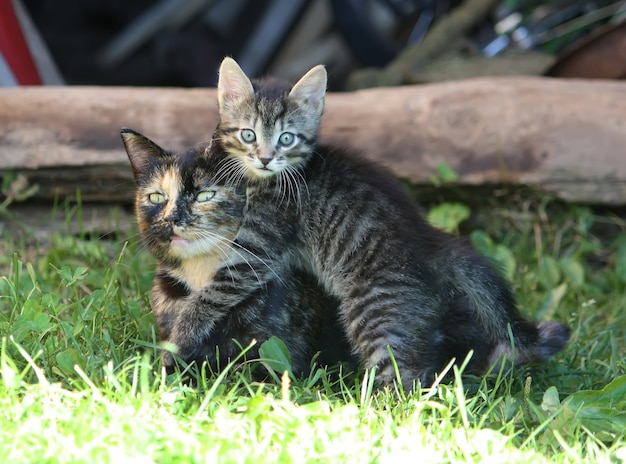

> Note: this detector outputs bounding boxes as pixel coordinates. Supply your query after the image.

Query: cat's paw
[161,350,176,370]
[162,335,203,367]
[160,345,196,375]
[164,315,214,368]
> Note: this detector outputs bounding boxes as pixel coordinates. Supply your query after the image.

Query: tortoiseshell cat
[202,57,571,389]
[121,128,355,375]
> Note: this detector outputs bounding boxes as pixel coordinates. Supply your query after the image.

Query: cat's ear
[120,128,163,181]
[217,57,254,110]
[289,64,327,115]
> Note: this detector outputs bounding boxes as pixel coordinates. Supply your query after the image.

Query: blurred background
[3,0,626,90]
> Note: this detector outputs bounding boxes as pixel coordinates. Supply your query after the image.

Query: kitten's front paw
[164,316,212,370]
[160,338,193,373]
[161,335,203,369]
[161,350,176,371]
[160,346,198,383]
[160,345,196,375]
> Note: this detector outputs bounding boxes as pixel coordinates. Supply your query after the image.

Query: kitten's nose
[165,208,183,224]
[258,155,272,166]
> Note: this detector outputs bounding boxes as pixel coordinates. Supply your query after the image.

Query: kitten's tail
[444,246,570,366]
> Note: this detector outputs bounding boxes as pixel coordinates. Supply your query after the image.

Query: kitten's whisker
[291,167,303,210]
[275,172,289,208]
[312,148,326,162]
[195,233,245,285]
[212,157,246,186]
[235,163,248,186]
[197,230,263,284]
[282,165,307,211]
[275,169,292,208]
[291,166,310,199]
[187,231,258,287]
[281,171,294,208]
[214,156,240,177]
[274,173,283,206]
[230,162,248,187]
[285,169,299,210]
[213,242,241,286]
[112,237,150,264]
[194,139,212,151]
[121,229,146,243]
[196,229,279,286]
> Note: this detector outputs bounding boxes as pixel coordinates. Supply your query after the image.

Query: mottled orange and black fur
[122,128,354,375]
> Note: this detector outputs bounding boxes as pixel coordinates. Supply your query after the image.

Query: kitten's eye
[196,190,216,202]
[148,192,166,204]
[278,132,295,147]
[240,129,256,143]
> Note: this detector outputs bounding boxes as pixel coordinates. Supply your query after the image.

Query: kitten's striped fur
[209,58,570,388]
[122,128,354,375]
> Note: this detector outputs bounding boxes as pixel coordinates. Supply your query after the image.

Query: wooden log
[1,78,625,204]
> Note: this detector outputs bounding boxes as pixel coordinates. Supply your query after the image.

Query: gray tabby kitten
[206,57,570,389]
[121,128,354,376]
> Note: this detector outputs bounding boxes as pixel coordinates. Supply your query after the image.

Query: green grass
[1,192,625,463]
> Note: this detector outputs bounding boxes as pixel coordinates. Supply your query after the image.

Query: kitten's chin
[247,167,278,180]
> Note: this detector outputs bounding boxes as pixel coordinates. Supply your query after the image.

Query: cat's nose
[258,155,272,166]
[165,209,183,225]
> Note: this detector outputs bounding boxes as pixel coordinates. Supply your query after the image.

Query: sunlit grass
[1,193,625,463]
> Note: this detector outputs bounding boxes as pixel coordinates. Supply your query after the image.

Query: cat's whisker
[195,228,270,272]
[195,229,276,286]
[207,234,282,283]
[194,139,212,151]
[234,163,248,186]
[114,234,148,259]
[284,169,300,210]
[276,166,300,211]
[312,148,326,162]
[275,171,291,208]
[191,232,244,283]
[216,161,247,191]
[214,235,279,284]
[180,230,265,287]
[285,165,308,210]
[127,241,151,261]
[290,166,310,199]
[209,240,241,286]
[216,155,239,173]
[274,172,284,206]
[212,157,246,186]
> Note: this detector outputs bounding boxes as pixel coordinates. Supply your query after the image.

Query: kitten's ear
[289,64,327,115]
[120,128,163,181]
[217,57,254,110]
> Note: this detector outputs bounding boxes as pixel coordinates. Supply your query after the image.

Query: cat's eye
[196,190,216,202]
[278,132,296,147]
[148,192,166,204]
[240,129,256,143]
